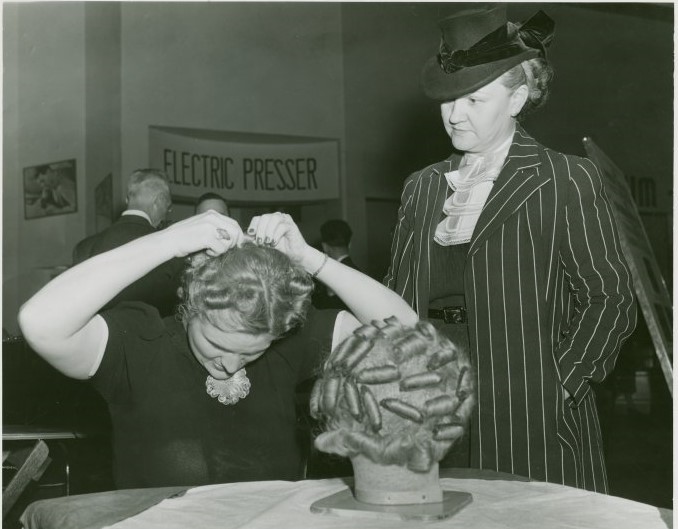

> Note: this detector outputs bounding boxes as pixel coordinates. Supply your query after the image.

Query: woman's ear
[509,84,529,117]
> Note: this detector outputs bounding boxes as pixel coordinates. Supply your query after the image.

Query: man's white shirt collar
[122,209,153,225]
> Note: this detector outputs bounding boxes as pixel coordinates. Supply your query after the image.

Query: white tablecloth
[106,477,671,529]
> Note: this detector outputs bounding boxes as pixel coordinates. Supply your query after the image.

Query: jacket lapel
[469,126,550,256]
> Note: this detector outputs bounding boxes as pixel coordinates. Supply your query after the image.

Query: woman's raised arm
[18,212,243,379]
[248,213,418,328]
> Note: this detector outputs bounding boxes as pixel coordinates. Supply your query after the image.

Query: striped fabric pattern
[384,126,637,492]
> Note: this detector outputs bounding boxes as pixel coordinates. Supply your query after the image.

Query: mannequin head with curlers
[311,316,475,505]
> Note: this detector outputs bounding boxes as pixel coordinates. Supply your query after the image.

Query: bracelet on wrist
[311,253,329,278]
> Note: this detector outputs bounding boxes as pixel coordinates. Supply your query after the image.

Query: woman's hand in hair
[163,210,244,258]
[247,212,308,263]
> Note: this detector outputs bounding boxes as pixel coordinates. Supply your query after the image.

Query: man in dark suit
[194,192,229,216]
[72,169,183,317]
[72,232,100,265]
[311,219,359,310]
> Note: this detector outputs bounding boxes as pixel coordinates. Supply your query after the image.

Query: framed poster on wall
[23,159,77,219]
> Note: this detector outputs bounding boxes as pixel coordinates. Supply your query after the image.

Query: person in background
[312,219,359,311]
[195,192,230,216]
[384,5,636,493]
[18,212,418,489]
[73,168,184,317]
[72,232,100,265]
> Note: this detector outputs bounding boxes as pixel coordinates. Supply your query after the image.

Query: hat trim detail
[438,10,555,74]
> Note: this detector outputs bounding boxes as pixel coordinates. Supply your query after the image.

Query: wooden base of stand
[310,488,473,521]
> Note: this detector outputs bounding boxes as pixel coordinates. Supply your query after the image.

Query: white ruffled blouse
[434,136,513,246]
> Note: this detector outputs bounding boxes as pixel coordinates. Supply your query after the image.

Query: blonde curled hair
[501,57,554,120]
[178,241,314,336]
[311,317,475,473]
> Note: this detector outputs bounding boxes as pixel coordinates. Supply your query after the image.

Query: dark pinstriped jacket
[384,126,637,492]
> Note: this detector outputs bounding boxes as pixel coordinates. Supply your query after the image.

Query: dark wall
[515,3,673,213]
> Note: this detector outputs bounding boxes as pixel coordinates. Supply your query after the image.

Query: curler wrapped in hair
[326,335,359,369]
[424,394,460,417]
[341,339,376,371]
[343,378,363,420]
[321,376,342,413]
[309,379,324,419]
[355,365,400,384]
[361,385,383,432]
[380,398,424,424]
[400,372,443,391]
[353,324,381,340]
[427,346,458,370]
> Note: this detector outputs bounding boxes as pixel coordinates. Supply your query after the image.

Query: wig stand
[310,458,472,521]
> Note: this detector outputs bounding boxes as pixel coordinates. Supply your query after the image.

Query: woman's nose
[220,355,242,375]
[446,100,464,123]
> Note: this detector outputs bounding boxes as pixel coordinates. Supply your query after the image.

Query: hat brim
[421,49,539,101]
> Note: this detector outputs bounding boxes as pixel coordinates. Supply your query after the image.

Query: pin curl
[400,372,442,391]
[423,395,460,417]
[380,398,424,424]
[355,365,400,385]
[343,379,363,420]
[361,386,382,432]
[451,392,475,423]
[414,321,437,340]
[353,324,381,340]
[432,423,465,441]
[383,315,400,326]
[309,380,323,419]
[342,339,375,371]
[370,320,388,330]
[345,431,382,456]
[321,376,341,413]
[392,334,429,363]
[372,316,401,330]
[455,366,470,398]
[327,335,361,369]
[376,320,403,340]
[427,347,457,370]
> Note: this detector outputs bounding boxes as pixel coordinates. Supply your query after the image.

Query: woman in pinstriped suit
[384,5,636,493]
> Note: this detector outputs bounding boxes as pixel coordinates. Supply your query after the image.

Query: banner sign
[149,126,340,203]
[583,137,673,395]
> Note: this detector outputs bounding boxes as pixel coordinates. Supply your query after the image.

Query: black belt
[428,306,467,324]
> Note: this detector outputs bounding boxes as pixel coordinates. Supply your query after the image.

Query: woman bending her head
[19,212,417,488]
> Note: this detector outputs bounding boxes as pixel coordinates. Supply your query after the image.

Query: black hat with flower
[421,4,555,101]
